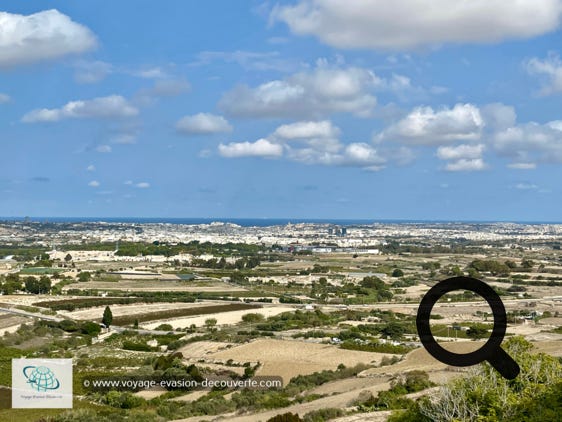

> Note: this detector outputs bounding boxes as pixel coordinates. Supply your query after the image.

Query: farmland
[1,220,562,421]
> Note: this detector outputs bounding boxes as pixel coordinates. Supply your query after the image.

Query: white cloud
[0,9,97,67]
[219,120,386,169]
[437,144,486,172]
[508,162,536,170]
[515,183,539,190]
[272,0,562,51]
[135,182,150,188]
[176,113,232,135]
[88,180,100,187]
[124,180,133,185]
[273,120,340,139]
[134,67,167,79]
[219,139,283,158]
[492,121,562,164]
[219,64,378,118]
[445,158,487,172]
[436,144,485,161]
[74,60,112,84]
[376,103,484,145]
[86,165,95,172]
[22,95,139,123]
[0,93,10,103]
[526,52,562,95]
[96,145,112,153]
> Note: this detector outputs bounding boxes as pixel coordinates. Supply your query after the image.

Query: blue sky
[1,1,562,221]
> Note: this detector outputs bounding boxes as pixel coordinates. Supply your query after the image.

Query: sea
[0,217,560,227]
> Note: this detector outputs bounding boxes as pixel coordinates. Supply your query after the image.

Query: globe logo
[23,365,61,392]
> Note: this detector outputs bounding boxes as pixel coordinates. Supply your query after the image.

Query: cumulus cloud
[133,67,167,79]
[0,93,10,103]
[436,144,487,172]
[436,144,485,161]
[0,9,97,67]
[135,182,150,188]
[88,180,100,187]
[271,0,562,50]
[218,120,386,170]
[273,120,340,139]
[218,139,283,158]
[492,120,562,164]
[86,165,95,172]
[219,64,379,118]
[508,162,536,170]
[445,158,487,172]
[22,95,139,123]
[176,113,232,135]
[526,52,562,95]
[376,103,484,145]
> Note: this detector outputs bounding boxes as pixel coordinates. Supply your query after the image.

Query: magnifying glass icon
[416,276,520,379]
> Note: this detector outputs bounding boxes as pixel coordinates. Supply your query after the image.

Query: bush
[392,268,404,277]
[122,341,154,352]
[81,321,102,336]
[303,408,344,421]
[155,323,173,331]
[242,313,265,323]
[267,412,303,422]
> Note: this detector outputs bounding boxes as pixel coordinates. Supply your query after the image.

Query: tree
[78,271,91,282]
[64,253,73,262]
[102,306,113,327]
[266,413,303,422]
[466,324,489,339]
[392,268,404,277]
[204,318,217,331]
[381,321,406,340]
[521,259,535,269]
[81,321,101,336]
[242,313,265,323]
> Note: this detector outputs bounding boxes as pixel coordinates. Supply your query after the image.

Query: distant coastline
[1,217,561,226]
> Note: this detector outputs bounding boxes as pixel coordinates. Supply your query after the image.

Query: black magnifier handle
[487,347,520,380]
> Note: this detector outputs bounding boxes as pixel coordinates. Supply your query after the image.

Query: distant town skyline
[2,1,562,221]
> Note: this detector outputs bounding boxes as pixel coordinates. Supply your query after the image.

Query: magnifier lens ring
[416,276,507,367]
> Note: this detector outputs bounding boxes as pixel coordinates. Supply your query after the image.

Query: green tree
[78,271,91,282]
[392,268,404,277]
[205,318,217,331]
[466,323,489,339]
[242,313,265,323]
[102,306,113,327]
[64,253,73,262]
[81,321,101,336]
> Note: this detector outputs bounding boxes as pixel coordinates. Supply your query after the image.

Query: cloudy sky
[1,1,562,221]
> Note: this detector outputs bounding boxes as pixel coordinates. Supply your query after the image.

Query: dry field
[142,306,294,329]
[62,279,247,292]
[60,301,228,321]
[207,338,398,384]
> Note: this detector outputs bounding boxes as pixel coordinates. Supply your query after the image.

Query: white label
[12,358,73,408]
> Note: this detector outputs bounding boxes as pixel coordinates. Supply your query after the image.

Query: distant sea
[1,217,561,226]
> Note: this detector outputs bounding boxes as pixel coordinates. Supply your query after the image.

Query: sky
[1,0,562,221]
